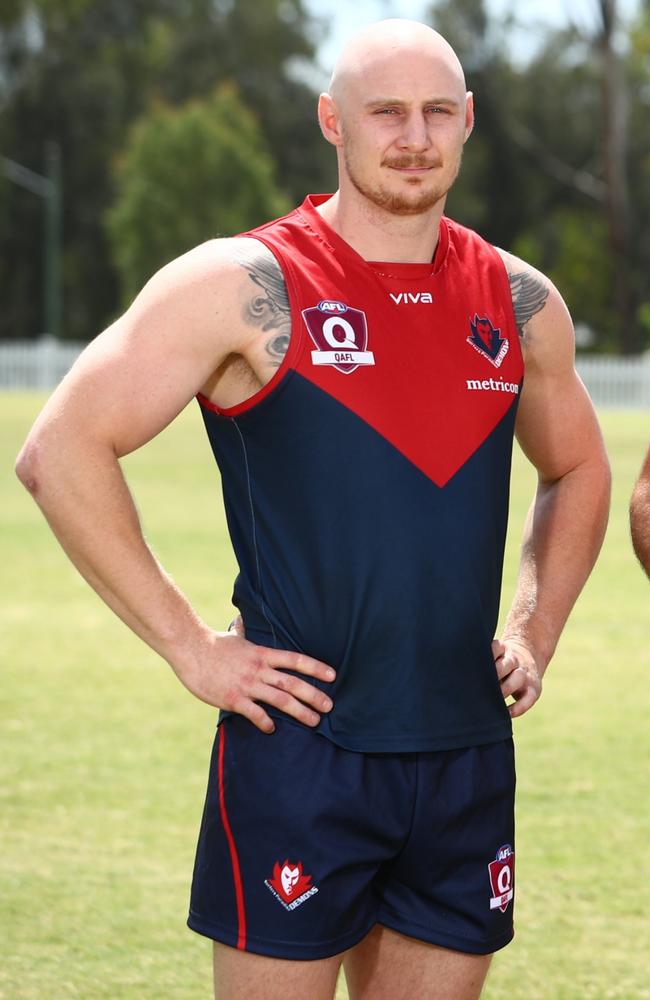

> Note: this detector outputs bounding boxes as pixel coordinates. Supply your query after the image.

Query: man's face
[334,51,473,217]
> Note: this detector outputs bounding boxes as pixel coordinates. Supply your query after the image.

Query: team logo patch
[488,844,515,912]
[303,300,375,374]
[467,314,509,369]
[264,860,319,911]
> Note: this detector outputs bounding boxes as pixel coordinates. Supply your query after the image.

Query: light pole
[1,142,62,339]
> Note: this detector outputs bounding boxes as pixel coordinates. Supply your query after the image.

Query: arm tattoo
[234,245,291,368]
[508,270,549,340]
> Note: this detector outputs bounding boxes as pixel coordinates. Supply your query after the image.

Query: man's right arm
[630,444,650,579]
[15,239,335,732]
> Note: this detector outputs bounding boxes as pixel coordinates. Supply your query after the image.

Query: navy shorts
[188,715,516,960]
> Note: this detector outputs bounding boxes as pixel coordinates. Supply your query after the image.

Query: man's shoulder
[141,236,287,311]
[487,249,576,371]
[491,249,553,343]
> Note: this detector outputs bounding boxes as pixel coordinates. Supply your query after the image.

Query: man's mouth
[383,158,438,174]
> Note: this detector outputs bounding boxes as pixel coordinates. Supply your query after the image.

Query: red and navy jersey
[198,195,524,752]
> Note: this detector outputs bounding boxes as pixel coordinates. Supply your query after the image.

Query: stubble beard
[343,146,462,217]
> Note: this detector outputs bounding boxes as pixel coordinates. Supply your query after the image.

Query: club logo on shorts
[488,844,515,912]
[303,300,375,374]
[264,859,319,911]
[467,314,509,369]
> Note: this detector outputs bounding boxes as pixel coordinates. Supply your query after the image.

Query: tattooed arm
[491,249,611,718]
[15,238,335,731]
[506,266,549,341]
[234,241,291,369]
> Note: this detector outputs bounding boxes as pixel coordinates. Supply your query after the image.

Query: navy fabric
[200,373,517,751]
[188,716,516,959]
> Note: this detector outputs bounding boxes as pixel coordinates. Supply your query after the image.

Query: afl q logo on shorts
[488,844,515,912]
[303,300,375,375]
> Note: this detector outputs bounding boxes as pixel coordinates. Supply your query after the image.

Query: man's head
[318,20,474,217]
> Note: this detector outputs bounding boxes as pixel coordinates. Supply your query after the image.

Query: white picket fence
[1,338,650,408]
[0,338,86,390]
[575,355,650,409]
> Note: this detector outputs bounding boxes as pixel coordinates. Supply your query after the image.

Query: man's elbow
[15,437,44,498]
[15,427,62,501]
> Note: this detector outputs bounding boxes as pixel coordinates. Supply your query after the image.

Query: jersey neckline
[298,193,450,280]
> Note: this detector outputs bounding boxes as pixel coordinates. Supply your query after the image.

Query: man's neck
[315,188,445,264]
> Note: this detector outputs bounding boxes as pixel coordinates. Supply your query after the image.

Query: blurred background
[0,0,649,374]
[2,5,649,998]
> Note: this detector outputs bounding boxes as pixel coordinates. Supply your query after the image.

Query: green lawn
[1,395,648,1000]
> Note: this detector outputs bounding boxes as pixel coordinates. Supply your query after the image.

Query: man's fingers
[242,701,276,734]
[491,637,541,719]
[226,680,321,730]
[491,638,506,661]
[499,664,541,717]
[264,668,333,713]
[495,653,518,681]
[499,666,526,698]
[256,684,322,727]
[265,647,336,682]
[508,689,538,718]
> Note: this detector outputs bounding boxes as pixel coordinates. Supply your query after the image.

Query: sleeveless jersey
[198,194,524,753]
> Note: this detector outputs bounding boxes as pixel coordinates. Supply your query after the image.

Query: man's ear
[464,92,475,143]
[318,92,344,147]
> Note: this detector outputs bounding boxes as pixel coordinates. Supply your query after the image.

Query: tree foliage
[430,0,650,353]
[106,85,290,302]
[0,0,648,351]
[0,0,330,340]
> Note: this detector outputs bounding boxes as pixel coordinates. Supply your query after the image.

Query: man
[631,445,650,577]
[16,19,610,1000]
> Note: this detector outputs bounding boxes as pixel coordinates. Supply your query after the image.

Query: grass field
[1,393,649,1000]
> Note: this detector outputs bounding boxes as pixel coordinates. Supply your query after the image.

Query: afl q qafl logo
[488,844,515,913]
[302,300,375,375]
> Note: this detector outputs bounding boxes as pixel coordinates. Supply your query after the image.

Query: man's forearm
[16,436,210,673]
[503,456,611,670]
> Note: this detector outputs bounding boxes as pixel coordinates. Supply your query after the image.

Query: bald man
[631,445,650,577]
[16,19,610,1000]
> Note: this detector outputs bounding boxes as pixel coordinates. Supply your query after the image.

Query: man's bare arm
[15,238,335,733]
[630,445,650,579]
[493,250,611,717]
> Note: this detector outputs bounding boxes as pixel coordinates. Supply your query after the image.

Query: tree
[427,0,650,353]
[0,0,327,341]
[427,0,535,247]
[106,84,290,302]
[594,0,635,352]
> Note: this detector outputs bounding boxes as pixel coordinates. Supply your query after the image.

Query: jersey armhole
[493,247,524,376]
[197,236,305,418]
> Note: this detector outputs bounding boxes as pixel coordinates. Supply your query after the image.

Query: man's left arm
[494,251,611,717]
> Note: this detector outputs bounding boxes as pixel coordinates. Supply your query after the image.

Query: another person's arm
[630,445,650,579]
[15,239,335,733]
[492,251,611,716]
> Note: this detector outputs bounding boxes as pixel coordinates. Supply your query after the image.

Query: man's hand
[178,624,336,734]
[492,638,542,718]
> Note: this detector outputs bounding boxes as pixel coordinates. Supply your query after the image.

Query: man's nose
[396,113,432,151]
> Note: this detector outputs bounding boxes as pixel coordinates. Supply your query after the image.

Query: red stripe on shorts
[217,724,247,950]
